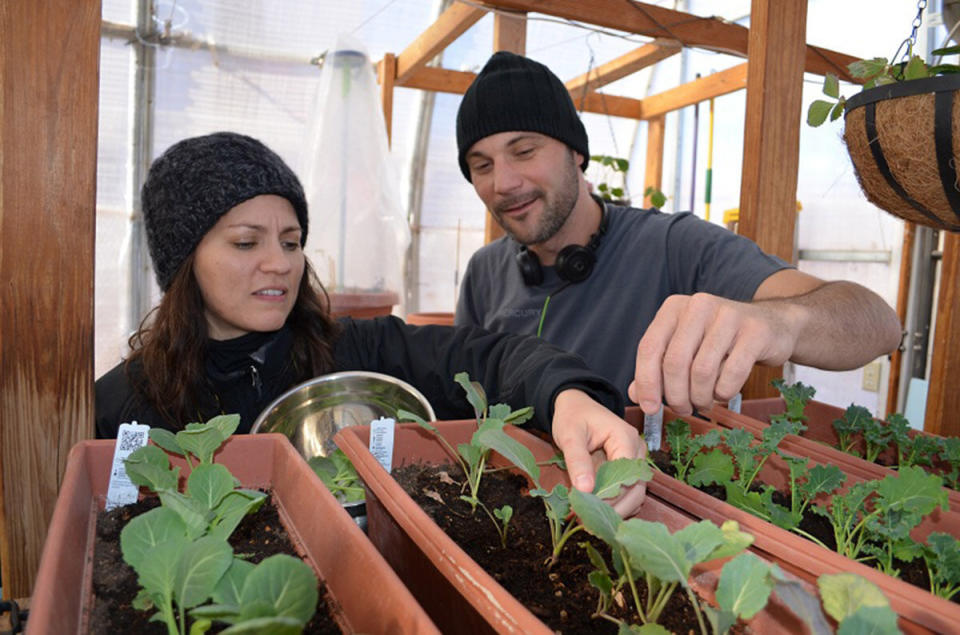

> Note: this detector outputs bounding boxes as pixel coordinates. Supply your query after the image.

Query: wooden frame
[2,0,958,604]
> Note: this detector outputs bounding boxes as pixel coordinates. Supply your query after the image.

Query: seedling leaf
[238,554,318,625]
[715,552,773,620]
[121,507,188,572]
[175,537,233,609]
[592,457,652,499]
[817,573,890,623]
[616,519,690,583]
[176,426,225,465]
[187,464,238,511]
[569,488,621,546]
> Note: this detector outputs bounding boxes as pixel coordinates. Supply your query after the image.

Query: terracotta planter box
[404,312,455,326]
[717,399,960,509]
[336,420,809,634]
[28,433,438,634]
[623,408,960,634]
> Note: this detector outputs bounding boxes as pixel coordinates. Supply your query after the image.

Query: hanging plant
[806,3,960,230]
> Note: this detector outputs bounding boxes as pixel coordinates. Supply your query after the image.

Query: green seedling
[399,371,536,544]
[812,466,948,576]
[666,419,724,484]
[309,448,365,504]
[940,437,960,490]
[886,413,941,471]
[571,489,769,634]
[921,532,960,601]
[771,378,816,422]
[120,414,317,634]
[493,505,513,548]
[817,573,901,634]
[526,457,651,569]
[832,405,873,457]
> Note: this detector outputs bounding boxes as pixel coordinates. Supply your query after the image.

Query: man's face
[465,131,581,246]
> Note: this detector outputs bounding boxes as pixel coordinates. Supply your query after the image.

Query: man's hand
[629,292,798,416]
[551,388,646,517]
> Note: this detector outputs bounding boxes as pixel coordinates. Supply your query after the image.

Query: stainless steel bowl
[250,370,436,461]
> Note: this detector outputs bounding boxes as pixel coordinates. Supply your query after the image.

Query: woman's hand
[550,389,647,517]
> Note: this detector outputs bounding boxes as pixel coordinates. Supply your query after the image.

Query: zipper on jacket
[250,365,262,397]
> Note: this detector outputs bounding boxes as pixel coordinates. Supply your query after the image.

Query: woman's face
[193,194,305,340]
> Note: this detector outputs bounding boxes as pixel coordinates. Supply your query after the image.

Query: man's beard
[492,151,580,246]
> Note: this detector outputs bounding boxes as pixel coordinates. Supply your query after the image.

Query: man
[455,51,902,420]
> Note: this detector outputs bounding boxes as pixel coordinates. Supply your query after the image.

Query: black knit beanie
[456,51,589,182]
[141,131,309,291]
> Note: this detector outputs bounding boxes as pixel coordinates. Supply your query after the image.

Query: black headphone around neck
[516,205,608,286]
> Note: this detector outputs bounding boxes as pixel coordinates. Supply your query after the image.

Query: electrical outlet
[862,361,882,392]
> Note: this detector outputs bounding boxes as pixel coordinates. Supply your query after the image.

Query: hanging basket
[843,74,960,230]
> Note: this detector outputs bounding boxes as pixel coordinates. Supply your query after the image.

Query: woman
[95,132,644,515]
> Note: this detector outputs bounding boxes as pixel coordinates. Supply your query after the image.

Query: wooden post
[643,116,665,207]
[737,0,808,400]
[484,10,528,245]
[924,232,960,436]
[0,0,99,598]
[886,221,914,416]
[378,53,397,146]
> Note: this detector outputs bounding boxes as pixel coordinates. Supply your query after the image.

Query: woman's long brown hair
[124,255,340,427]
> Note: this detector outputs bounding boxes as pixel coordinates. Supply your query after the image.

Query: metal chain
[894,0,928,63]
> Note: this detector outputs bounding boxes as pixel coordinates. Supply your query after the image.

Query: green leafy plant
[665,419,724,484]
[817,573,901,634]
[940,437,960,490]
[493,505,513,548]
[528,457,651,569]
[921,532,960,601]
[121,414,318,634]
[771,378,815,422]
[832,405,873,456]
[811,466,948,577]
[399,371,535,539]
[644,185,667,209]
[309,448,365,504]
[807,48,960,127]
[589,154,630,203]
[571,488,768,634]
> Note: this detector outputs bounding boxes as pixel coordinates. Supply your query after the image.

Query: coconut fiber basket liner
[844,73,960,230]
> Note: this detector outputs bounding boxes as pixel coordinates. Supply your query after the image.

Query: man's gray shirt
[455,204,790,398]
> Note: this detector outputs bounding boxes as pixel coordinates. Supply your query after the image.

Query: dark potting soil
[649,449,955,605]
[89,495,342,634]
[393,462,710,634]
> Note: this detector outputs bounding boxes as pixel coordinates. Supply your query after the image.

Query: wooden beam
[886,221,914,416]
[737,0,807,401]
[643,116,666,207]
[396,1,487,84]
[638,63,747,120]
[924,232,960,436]
[378,53,397,146]
[493,10,526,53]
[478,0,858,80]
[0,0,99,598]
[486,10,527,244]
[566,39,681,96]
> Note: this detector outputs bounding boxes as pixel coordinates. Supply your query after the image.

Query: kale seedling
[771,378,815,422]
[921,532,960,601]
[885,413,941,471]
[666,418,724,483]
[571,488,771,634]
[940,437,960,490]
[812,466,948,576]
[832,405,873,457]
[309,448,365,504]
[120,414,318,634]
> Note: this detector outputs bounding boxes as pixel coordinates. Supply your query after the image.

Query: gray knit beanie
[141,131,309,290]
[456,51,589,182]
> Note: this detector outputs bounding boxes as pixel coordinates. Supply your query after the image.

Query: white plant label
[643,407,663,452]
[369,417,396,473]
[105,421,150,511]
[728,392,743,414]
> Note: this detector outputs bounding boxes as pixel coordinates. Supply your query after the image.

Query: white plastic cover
[301,33,409,302]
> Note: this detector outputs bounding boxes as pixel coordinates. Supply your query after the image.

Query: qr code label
[118,429,147,453]
[106,422,150,510]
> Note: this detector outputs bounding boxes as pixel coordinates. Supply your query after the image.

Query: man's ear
[572,149,585,167]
